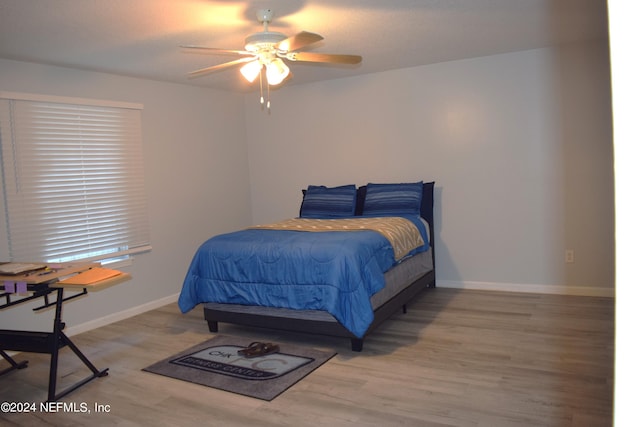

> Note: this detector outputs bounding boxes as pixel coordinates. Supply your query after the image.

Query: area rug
[142,335,336,401]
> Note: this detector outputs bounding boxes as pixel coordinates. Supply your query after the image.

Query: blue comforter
[178,216,428,337]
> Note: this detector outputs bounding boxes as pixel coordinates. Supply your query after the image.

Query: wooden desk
[0,263,130,401]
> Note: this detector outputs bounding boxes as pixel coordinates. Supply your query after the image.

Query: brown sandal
[237,342,280,358]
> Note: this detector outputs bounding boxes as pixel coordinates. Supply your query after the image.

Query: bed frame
[203,182,436,351]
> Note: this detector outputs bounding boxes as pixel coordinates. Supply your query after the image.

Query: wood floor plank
[0,288,613,426]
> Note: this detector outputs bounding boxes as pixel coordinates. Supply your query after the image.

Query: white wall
[245,40,614,296]
[0,58,252,332]
[0,38,614,333]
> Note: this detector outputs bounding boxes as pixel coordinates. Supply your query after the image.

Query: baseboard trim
[437,280,614,298]
[65,293,180,337]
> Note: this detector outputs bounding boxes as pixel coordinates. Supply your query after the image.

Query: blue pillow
[300,185,357,218]
[362,181,423,216]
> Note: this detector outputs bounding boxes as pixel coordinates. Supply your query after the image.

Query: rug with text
[142,335,336,401]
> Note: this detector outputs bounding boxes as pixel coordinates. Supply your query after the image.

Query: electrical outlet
[565,249,575,263]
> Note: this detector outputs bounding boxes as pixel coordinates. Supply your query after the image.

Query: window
[0,92,151,264]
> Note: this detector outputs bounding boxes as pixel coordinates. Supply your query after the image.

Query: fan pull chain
[266,81,271,112]
[256,65,271,113]
[259,68,265,107]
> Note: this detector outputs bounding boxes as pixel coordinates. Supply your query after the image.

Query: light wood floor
[0,288,613,427]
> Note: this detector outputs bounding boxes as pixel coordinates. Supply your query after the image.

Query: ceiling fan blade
[181,45,252,56]
[277,31,324,52]
[287,52,362,65]
[188,57,257,78]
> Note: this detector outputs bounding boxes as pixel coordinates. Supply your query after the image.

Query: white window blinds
[0,92,151,263]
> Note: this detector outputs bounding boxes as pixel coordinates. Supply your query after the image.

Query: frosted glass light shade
[240,60,262,83]
[266,58,289,85]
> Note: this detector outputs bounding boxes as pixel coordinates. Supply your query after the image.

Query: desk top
[50,272,131,291]
[1,263,130,312]
[0,262,98,285]
[1,262,131,291]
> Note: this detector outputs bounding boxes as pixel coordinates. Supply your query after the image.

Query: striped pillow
[300,185,357,218]
[363,182,423,216]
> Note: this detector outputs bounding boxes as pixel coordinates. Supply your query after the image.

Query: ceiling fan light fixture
[266,58,289,86]
[244,32,287,52]
[240,60,262,83]
[183,8,361,112]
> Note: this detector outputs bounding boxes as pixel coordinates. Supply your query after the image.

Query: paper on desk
[58,267,123,285]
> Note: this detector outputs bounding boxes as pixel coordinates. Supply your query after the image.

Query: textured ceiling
[0,0,609,92]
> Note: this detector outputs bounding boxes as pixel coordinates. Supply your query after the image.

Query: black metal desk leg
[46,288,109,402]
[0,349,29,375]
[47,288,64,401]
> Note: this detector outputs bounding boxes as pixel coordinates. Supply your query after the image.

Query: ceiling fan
[181,9,362,110]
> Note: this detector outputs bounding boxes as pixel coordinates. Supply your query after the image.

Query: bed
[178,181,436,351]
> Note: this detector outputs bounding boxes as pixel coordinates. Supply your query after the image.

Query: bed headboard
[420,181,435,250]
